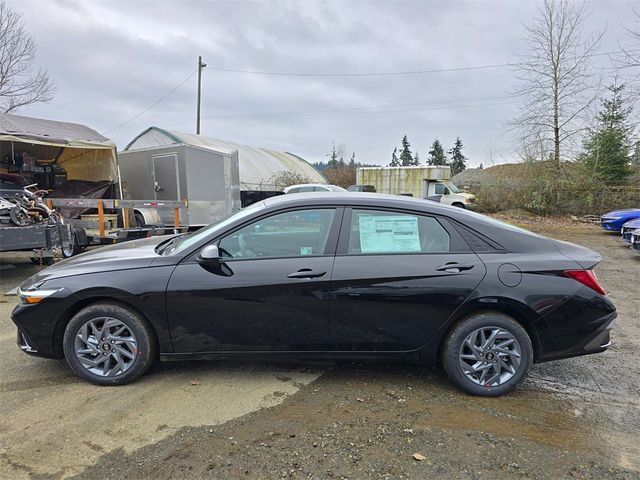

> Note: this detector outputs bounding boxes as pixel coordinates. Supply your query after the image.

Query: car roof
[265,191,442,210]
[261,192,556,253]
[285,183,330,189]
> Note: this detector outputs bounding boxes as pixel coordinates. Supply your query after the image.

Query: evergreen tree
[327,142,340,169]
[448,137,468,176]
[414,151,420,165]
[631,141,640,167]
[349,151,356,167]
[427,139,448,166]
[389,147,400,166]
[580,83,633,183]
[478,163,484,169]
[399,135,415,166]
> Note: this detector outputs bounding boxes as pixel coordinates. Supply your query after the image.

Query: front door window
[219,208,336,259]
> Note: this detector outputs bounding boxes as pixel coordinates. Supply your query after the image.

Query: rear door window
[347,209,450,254]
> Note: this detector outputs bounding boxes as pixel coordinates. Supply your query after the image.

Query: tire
[134,213,146,228]
[10,206,30,226]
[63,302,157,385]
[61,229,84,258]
[441,312,533,396]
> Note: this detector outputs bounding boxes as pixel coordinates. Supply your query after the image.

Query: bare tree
[0,1,55,113]
[615,8,640,103]
[512,0,603,170]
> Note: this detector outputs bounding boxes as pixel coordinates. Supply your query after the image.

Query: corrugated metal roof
[125,127,326,189]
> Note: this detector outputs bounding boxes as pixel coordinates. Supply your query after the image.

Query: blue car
[600,208,640,232]
[621,218,640,243]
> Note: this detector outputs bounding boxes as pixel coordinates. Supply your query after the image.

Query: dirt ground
[1,217,639,479]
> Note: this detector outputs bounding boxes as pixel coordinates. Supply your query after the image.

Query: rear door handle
[287,269,327,279]
[435,262,475,273]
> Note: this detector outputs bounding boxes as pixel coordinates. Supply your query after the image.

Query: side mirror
[443,187,450,195]
[197,244,221,267]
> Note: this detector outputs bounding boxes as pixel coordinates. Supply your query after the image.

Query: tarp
[49,180,115,219]
[124,127,326,190]
[0,113,118,181]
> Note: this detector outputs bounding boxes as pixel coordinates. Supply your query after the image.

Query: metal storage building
[124,127,325,191]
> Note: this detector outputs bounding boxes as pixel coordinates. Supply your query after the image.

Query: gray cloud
[11,0,637,166]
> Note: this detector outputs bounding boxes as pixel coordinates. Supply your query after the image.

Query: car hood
[601,208,640,219]
[21,235,173,287]
[622,218,640,228]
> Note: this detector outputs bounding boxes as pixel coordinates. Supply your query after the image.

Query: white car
[284,184,347,194]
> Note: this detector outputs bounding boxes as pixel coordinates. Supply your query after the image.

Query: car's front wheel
[63,302,156,385]
[441,312,533,396]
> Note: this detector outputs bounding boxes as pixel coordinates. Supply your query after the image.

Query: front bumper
[621,228,635,243]
[631,234,640,253]
[600,219,621,231]
[11,298,69,359]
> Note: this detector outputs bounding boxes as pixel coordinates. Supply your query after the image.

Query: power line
[206,63,512,77]
[201,95,518,120]
[203,48,640,78]
[103,69,197,135]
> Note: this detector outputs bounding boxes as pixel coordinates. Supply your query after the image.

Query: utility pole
[196,55,206,135]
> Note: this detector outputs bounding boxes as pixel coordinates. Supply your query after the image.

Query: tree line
[388,135,468,176]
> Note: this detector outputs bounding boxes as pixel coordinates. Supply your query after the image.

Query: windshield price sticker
[359,215,421,253]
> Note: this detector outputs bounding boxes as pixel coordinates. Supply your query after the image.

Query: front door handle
[435,262,475,273]
[287,268,327,279]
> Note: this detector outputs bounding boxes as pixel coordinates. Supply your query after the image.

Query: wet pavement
[0,221,639,479]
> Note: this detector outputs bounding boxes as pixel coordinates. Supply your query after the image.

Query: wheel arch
[53,294,159,359]
[434,300,544,363]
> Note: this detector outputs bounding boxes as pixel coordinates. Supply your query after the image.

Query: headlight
[19,286,62,304]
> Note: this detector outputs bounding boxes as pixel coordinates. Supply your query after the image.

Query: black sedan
[12,193,616,396]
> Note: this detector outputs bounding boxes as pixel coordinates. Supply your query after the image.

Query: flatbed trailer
[46,198,189,254]
[0,222,72,264]
[0,199,189,260]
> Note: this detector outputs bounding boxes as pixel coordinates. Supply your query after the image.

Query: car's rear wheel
[441,312,533,396]
[63,303,156,385]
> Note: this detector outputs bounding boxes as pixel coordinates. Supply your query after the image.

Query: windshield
[444,181,460,194]
[163,202,266,255]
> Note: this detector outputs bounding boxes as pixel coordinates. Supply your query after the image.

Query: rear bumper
[538,311,616,362]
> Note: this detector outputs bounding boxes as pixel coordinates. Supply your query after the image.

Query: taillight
[563,270,607,296]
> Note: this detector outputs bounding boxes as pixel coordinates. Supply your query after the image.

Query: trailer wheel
[61,242,83,258]
[61,228,85,258]
[134,213,146,228]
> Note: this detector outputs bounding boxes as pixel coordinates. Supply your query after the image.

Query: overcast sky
[9,0,639,167]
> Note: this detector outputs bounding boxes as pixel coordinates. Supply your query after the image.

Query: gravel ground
[1,218,639,480]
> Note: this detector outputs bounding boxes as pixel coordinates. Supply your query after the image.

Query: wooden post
[173,207,180,233]
[98,200,105,237]
[123,208,130,229]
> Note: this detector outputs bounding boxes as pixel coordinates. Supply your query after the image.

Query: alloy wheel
[458,326,522,386]
[74,317,138,377]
